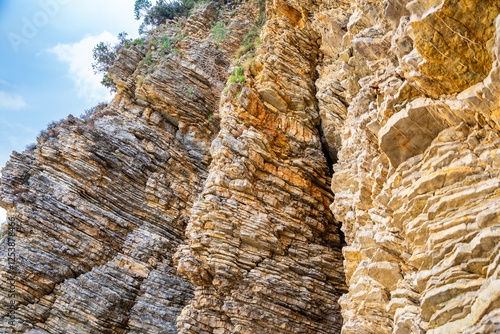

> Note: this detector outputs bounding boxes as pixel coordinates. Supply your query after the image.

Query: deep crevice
[316,123,336,177]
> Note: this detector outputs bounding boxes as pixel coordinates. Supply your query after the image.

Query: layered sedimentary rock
[324,0,500,332]
[0,98,200,334]
[2,0,500,333]
[0,2,259,333]
[175,1,347,333]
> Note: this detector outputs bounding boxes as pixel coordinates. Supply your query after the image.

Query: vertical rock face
[325,0,500,332]
[2,0,500,333]
[175,0,347,333]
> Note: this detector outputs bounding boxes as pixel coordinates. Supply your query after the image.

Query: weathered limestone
[325,0,500,332]
[175,1,347,333]
[0,103,200,334]
[2,0,500,332]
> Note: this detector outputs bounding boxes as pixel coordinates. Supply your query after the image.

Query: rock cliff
[1,0,500,333]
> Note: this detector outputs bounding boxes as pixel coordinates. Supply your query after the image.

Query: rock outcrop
[0,2,259,333]
[175,0,346,332]
[325,0,500,332]
[2,0,500,333]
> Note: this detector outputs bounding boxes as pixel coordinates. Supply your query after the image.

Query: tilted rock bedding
[1,0,500,333]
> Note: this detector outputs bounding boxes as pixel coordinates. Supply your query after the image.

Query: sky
[0,0,142,223]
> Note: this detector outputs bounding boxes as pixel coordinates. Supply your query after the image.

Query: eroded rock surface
[2,0,500,333]
[0,2,259,333]
[325,0,500,332]
[175,1,347,333]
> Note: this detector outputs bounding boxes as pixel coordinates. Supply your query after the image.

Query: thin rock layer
[175,0,347,333]
[2,0,500,333]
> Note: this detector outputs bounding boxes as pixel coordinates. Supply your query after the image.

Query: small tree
[92,42,118,91]
[134,0,153,20]
[134,0,195,33]
[92,31,134,92]
[92,42,116,74]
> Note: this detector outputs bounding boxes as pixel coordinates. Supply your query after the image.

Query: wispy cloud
[0,90,28,110]
[0,79,13,87]
[0,208,6,224]
[48,31,117,103]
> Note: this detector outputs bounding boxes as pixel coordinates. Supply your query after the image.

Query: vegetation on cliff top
[92,0,264,94]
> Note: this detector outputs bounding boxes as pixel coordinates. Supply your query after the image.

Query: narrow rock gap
[316,122,336,177]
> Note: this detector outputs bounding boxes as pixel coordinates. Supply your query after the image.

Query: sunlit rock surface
[1,0,500,333]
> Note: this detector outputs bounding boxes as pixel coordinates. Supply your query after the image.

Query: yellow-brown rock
[328,0,500,332]
[0,2,259,333]
[175,1,347,332]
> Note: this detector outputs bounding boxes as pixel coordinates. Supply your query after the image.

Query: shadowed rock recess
[1,0,500,333]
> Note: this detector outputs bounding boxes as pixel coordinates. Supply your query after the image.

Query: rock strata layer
[175,0,347,333]
[0,2,258,333]
[325,0,500,332]
[2,0,500,333]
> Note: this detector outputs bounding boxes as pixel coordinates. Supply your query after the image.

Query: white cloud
[0,90,28,110]
[0,79,13,87]
[48,31,117,103]
[0,208,5,224]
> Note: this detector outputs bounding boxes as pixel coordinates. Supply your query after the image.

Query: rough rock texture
[324,0,500,332]
[0,2,259,333]
[0,98,199,334]
[2,0,500,333]
[174,0,347,333]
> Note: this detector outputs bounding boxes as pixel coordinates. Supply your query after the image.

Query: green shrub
[227,67,246,84]
[100,74,116,91]
[162,35,172,49]
[118,31,132,46]
[135,0,195,33]
[134,38,145,46]
[211,21,228,46]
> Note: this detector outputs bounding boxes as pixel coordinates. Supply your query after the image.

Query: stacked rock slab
[326,0,500,332]
[175,0,347,333]
[2,0,500,332]
[0,3,258,333]
[0,99,199,334]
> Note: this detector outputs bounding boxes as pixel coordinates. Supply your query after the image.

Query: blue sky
[0,0,142,222]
